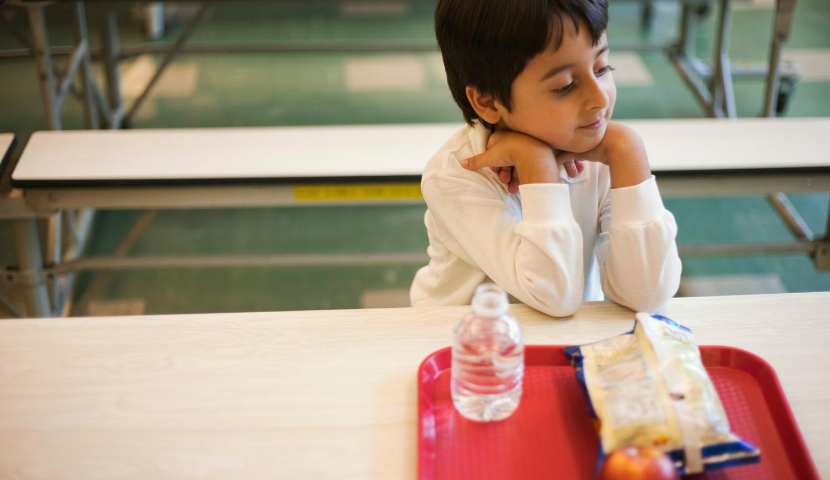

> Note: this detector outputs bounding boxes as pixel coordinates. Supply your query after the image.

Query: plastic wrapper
[564,312,760,476]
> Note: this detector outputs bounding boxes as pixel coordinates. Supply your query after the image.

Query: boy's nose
[584,76,610,111]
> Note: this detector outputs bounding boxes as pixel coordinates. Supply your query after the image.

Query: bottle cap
[472,283,509,317]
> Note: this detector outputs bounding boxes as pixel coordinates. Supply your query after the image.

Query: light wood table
[0,133,15,178]
[0,293,827,479]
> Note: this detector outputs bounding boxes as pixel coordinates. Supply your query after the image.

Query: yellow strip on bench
[293,183,422,201]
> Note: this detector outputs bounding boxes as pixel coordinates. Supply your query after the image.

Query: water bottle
[451,283,524,422]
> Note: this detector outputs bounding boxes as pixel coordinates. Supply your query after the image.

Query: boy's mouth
[579,119,604,130]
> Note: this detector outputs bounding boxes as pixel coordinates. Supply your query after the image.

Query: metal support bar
[730,59,798,79]
[124,2,214,123]
[0,294,24,319]
[99,7,123,129]
[26,3,61,130]
[48,241,824,275]
[0,45,75,58]
[0,190,52,220]
[50,208,95,316]
[88,73,119,127]
[11,219,51,317]
[670,50,716,116]
[815,243,830,271]
[668,0,794,118]
[75,210,156,314]
[69,1,98,129]
[814,197,830,271]
[65,208,94,250]
[20,1,100,129]
[55,40,86,108]
[0,41,444,59]
[55,252,431,273]
[45,211,63,309]
[718,49,737,117]
[710,0,736,118]
[763,0,797,117]
[678,241,817,256]
[671,4,718,116]
[825,196,830,244]
[677,3,696,58]
[144,2,164,39]
[46,212,63,267]
[767,192,814,241]
[118,41,441,58]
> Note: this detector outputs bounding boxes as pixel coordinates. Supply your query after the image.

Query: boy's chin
[556,137,603,155]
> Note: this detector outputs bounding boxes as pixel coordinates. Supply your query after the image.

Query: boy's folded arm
[423,168,585,317]
[596,176,682,312]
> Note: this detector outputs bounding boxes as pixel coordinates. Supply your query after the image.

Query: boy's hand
[461,130,584,194]
[490,158,584,194]
[555,121,651,189]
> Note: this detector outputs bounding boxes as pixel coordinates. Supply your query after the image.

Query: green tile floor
[1,1,829,316]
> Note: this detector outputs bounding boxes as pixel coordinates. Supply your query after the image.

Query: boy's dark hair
[435,0,609,127]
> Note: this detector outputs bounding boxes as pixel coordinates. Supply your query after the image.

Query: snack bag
[564,313,760,475]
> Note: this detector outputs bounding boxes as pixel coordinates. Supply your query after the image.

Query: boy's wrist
[605,126,651,189]
[520,161,560,184]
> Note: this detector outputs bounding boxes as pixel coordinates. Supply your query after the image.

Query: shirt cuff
[519,183,576,224]
[610,175,667,229]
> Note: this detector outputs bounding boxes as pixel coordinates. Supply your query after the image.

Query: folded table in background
[4,118,830,317]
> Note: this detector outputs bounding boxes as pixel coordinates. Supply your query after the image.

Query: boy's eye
[555,82,575,96]
[554,65,615,96]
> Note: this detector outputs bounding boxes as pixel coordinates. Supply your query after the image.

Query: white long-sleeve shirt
[410,123,682,317]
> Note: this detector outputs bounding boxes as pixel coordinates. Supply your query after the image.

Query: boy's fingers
[556,151,577,166]
[558,148,606,166]
[566,161,578,178]
[508,173,520,194]
[575,160,585,174]
[460,153,484,170]
[461,149,512,170]
[499,168,510,184]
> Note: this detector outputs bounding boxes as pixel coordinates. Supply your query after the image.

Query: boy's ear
[465,86,501,125]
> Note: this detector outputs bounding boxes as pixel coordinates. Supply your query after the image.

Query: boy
[410,0,682,316]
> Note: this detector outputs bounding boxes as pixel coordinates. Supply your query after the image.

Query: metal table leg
[813,197,830,271]
[763,0,797,117]
[100,6,124,128]
[11,219,51,318]
[26,2,61,130]
[22,0,103,129]
[670,2,718,117]
[710,0,736,118]
[69,1,98,129]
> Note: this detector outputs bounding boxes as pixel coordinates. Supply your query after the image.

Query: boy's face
[495,22,615,155]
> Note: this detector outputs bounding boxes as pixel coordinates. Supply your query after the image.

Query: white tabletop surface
[0,134,13,156]
[12,124,453,184]
[0,292,826,479]
[11,118,830,186]
[0,133,14,164]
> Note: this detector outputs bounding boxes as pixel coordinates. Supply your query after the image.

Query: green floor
[1,1,829,316]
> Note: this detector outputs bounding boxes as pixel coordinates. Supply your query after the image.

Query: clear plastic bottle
[451,283,524,422]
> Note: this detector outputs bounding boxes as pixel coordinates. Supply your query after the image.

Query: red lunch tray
[417,345,819,480]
